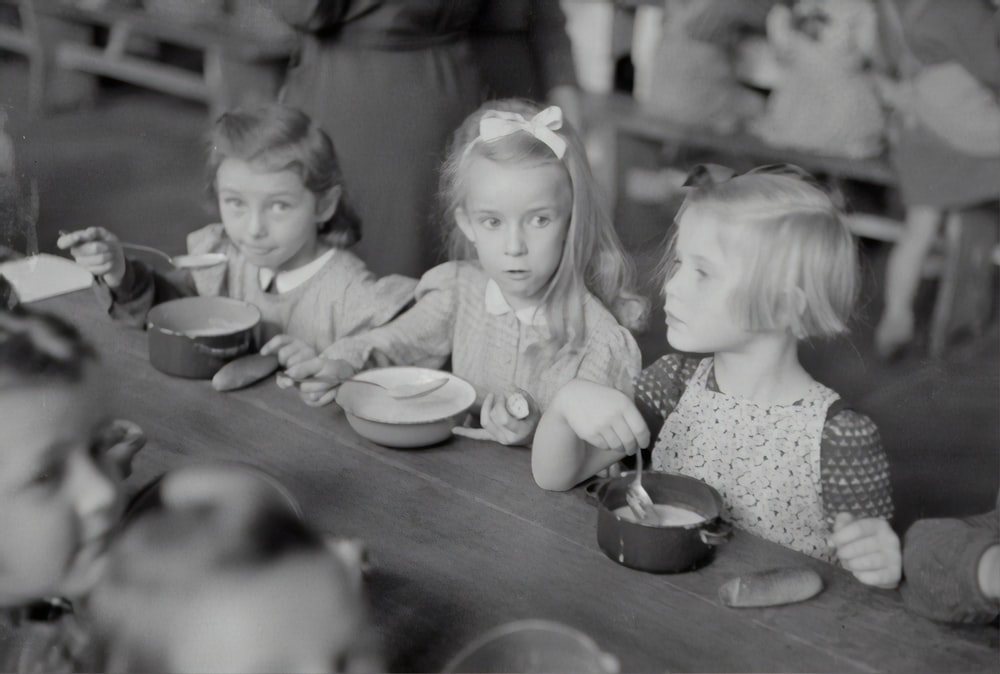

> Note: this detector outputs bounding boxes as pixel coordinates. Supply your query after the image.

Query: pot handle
[583,477,612,503]
[699,519,733,546]
[191,334,252,359]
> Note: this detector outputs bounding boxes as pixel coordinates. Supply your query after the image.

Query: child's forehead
[463,156,570,203]
[675,205,732,252]
[216,157,304,190]
[0,377,108,472]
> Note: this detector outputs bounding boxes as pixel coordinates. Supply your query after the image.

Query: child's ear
[316,185,343,224]
[781,286,809,337]
[454,206,476,243]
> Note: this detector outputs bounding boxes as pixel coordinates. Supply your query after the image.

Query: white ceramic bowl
[336,367,476,448]
[443,619,619,673]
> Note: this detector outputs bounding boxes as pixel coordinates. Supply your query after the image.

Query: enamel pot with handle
[146,296,260,379]
[587,471,732,573]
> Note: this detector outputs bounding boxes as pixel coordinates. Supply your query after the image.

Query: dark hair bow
[682,163,822,189]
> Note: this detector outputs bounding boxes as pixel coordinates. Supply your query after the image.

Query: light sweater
[94,224,417,352]
[321,261,642,409]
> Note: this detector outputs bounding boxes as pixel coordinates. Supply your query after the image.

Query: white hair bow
[478,106,567,159]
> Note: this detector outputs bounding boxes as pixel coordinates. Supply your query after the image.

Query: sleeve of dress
[527,0,579,91]
[319,262,457,371]
[90,260,195,328]
[632,354,699,441]
[900,496,1000,624]
[335,263,417,339]
[574,323,642,396]
[819,408,894,521]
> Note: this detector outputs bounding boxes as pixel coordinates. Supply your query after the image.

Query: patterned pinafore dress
[651,358,840,561]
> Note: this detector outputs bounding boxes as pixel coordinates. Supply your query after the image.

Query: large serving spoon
[120,242,227,270]
[342,376,449,400]
[626,447,655,523]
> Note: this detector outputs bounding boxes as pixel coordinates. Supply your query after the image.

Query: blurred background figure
[470,0,582,130]
[89,462,381,674]
[268,0,484,279]
[873,0,1000,358]
[266,0,581,279]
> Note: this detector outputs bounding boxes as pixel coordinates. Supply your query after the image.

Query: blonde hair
[439,99,648,352]
[662,169,858,339]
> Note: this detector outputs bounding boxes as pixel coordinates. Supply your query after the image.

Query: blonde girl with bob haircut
[287,99,648,447]
[533,164,903,590]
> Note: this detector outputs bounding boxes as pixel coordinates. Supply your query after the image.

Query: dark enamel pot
[588,471,731,573]
[146,297,260,379]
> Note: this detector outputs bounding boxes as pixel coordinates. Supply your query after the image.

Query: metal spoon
[120,243,227,270]
[626,448,655,523]
[342,376,449,400]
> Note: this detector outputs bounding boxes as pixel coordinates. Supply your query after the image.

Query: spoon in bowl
[626,447,655,523]
[341,376,449,400]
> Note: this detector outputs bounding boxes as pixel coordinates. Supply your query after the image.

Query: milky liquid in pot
[613,503,706,527]
[180,320,246,337]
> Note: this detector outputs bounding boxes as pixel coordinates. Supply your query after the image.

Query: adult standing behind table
[268,0,484,278]
[470,0,583,130]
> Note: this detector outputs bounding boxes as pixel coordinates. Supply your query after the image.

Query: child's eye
[30,463,64,489]
[529,215,551,227]
[480,217,502,229]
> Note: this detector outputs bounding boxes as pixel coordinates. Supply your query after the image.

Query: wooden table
[36,290,998,673]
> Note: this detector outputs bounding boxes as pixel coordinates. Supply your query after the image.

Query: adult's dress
[275,0,484,278]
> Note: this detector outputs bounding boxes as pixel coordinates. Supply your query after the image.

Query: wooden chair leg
[929,204,1000,357]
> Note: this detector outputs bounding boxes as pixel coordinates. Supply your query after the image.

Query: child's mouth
[241,244,274,256]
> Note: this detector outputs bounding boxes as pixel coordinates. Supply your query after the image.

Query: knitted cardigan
[901,490,1000,624]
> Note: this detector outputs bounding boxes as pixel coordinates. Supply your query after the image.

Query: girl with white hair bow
[285,99,648,447]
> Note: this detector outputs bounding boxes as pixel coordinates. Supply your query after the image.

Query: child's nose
[505,224,527,256]
[246,209,267,238]
[663,271,681,299]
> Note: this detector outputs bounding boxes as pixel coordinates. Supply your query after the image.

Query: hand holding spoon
[626,447,655,523]
[58,229,225,271]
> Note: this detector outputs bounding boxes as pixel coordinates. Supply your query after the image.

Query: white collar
[258,248,336,294]
[484,279,547,326]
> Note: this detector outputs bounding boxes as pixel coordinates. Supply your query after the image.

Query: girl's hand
[100,419,146,481]
[57,227,127,288]
[553,379,649,457]
[279,356,356,407]
[453,390,540,446]
[260,334,317,369]
[829,513,902,589]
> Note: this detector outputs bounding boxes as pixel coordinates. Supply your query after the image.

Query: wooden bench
[587,92,997,356]
[0,0,296,116]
